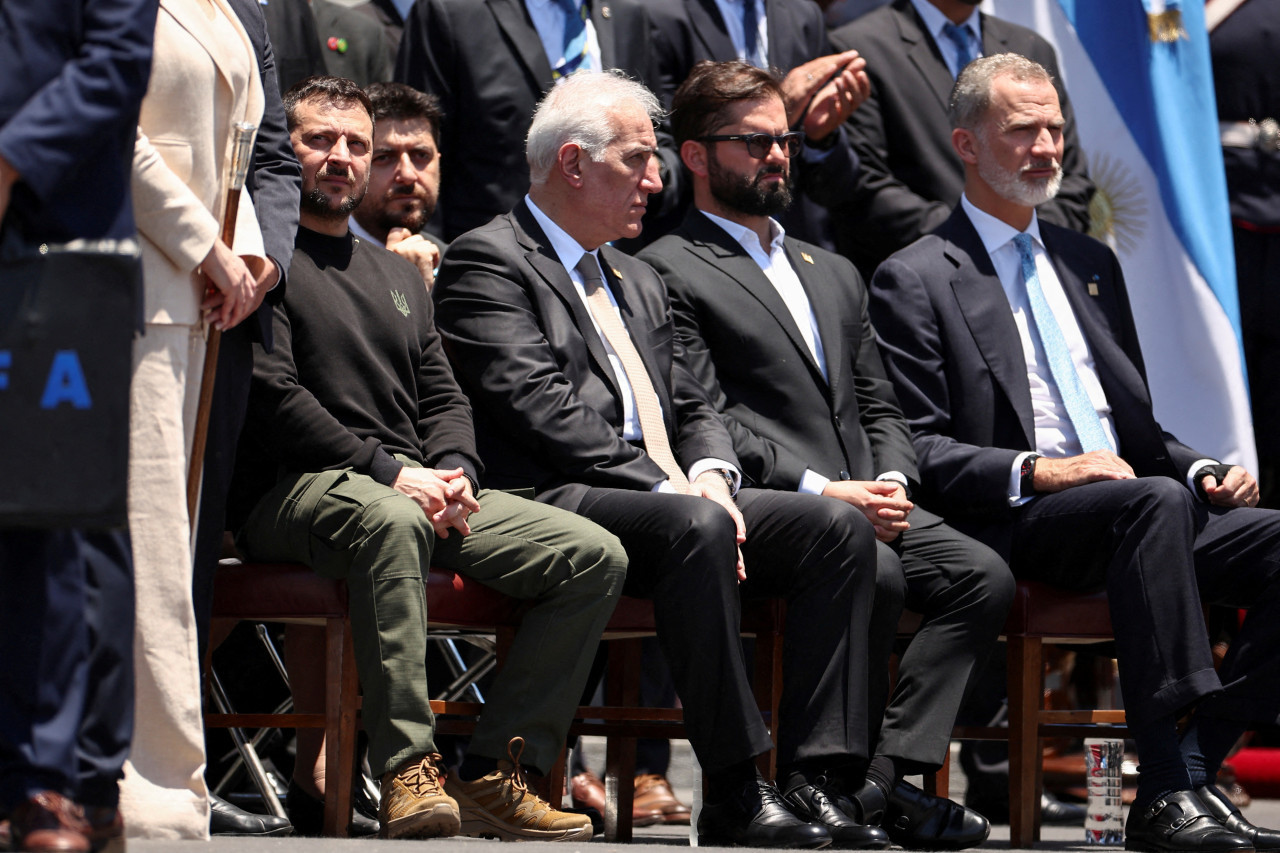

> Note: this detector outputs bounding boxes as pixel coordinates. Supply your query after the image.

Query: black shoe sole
[698,833,833,849]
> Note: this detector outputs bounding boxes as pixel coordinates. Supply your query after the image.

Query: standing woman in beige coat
[121,0,268,837]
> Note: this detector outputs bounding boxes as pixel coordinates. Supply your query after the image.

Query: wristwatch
[1020,454,1041,496]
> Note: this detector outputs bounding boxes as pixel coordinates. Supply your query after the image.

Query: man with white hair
[871,54,1280,853]
[435,70,891,849]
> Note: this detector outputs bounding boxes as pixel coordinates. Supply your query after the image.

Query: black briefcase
[0,243,141,528]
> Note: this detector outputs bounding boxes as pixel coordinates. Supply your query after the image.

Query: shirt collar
[961,193,1043,258]
[348,216,380,246]
[699,208,786,256]
[525,194,593,273]
[910,0,980,44]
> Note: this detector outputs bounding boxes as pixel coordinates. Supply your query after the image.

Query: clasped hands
[822,479,913,543]
[780,50,871,144]
[392,466,481,538]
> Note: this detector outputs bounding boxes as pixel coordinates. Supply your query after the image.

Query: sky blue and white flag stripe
[986,0,1256,469]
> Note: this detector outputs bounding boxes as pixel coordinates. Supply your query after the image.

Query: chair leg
[751,624,783,781]
[322,616,358,837]
[922,745,951,799]
[546,748,567,809]
[603,638,641,842]
[1007,635,1044,848]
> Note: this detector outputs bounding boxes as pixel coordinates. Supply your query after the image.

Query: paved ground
[134,739,1280,853]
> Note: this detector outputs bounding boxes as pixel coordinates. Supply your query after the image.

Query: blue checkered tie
[942,22,976,77]
[1013,233,1113,453]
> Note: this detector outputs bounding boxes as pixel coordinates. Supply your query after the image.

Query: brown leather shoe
[83,807,123,853]
[10,792,90,853]
[570,771,607,815]
[634,774,691,826]
[378,753,461,839]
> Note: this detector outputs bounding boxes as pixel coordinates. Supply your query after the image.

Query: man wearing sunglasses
[640,60,1009,851]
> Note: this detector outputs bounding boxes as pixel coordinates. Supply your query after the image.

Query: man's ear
[557,142,585,188]
[952,127,979,166]
[681,139,709,177]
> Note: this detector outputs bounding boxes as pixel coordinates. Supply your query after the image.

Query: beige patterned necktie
[576,253,690,493]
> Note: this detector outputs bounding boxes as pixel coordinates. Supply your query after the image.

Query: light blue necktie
[741,0,765,68]
[554,0,588,79]
[1013,233,1113,454]
[941,22,976,78]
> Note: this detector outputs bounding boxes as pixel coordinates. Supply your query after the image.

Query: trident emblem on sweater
[391,290,411,317]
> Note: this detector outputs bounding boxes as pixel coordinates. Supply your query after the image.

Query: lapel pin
[601,5,611,18]
[611,267,623,279]
[327,36,348,54]
[801,252,815,265]
[1088,274,1100,296]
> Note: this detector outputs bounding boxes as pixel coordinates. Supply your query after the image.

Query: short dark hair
[949,54,1055,130]
[364,82,444,146]
[283,75,375,132]
[671,60,786,146]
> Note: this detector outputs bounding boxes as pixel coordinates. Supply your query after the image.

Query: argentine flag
[986,0,1257,470]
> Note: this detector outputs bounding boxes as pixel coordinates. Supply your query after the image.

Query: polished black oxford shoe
[966,789,1088,826]
[853,780,989,851]
[284,780,379,837]
[209,794,293,837]
[697,779,832,848]
[782,781,890,850]
[1197,784,1280,852]
[1124,790,1253,853]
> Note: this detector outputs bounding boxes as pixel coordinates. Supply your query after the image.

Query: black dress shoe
[966,790,1087,826]
[285,780,378,837]
[1198,784,1280,852]
[854,781,989,851]
[209,795,293,836]
[697,779,832,848]
[1124,790,1253,853]
[783,781,890,849]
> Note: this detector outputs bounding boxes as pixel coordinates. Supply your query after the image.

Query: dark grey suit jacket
[433,200,738,511]
[867,205,1202,550]
[313,0,393,87]
[394,0,675,242]
[641,209,917,493]
[828,0,1094,278]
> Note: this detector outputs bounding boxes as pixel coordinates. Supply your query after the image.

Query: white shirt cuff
[800,469,830,495]
[1186,458,1220,499]
[877,471,908,490]
[689,458,741,495]
[1009,451,1037,507]
[654,479,677,493]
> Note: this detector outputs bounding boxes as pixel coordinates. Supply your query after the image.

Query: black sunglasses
[698,131,804,159]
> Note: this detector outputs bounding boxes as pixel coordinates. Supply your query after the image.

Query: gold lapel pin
[611,268,623,279]
[1088,275,1100,296]
[800,252,815,265]
[601,5,611,18]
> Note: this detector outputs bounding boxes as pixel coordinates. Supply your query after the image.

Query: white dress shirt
[526,197,739,491]
[909,0,981,79]
[525,0,602,78]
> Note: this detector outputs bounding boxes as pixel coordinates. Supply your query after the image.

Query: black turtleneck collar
[296,225,356,269]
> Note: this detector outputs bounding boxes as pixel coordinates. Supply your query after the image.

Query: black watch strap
[1020,454,1041,496]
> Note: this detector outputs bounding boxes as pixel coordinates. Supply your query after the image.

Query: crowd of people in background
[3,1,1280,852]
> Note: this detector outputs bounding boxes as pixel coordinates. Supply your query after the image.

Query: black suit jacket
[641,209,917,493]
[260,0,326,93]
[433,200,739,511]
[394,0,675,241]
[828,0,1094,278]
[353,0,405,60]
[867,205,1203,550]
[313,0,393,87]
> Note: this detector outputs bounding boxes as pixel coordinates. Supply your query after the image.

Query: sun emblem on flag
[1086,152,1147,257]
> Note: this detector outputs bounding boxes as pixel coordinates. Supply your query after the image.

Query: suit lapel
[489,0,555,90]
[591,0,618,68]
[686,0,738,60]
[892,0,954,113]
[162,0,237,95]
[161,0,262,129]
[512,203,621,400]
[784,238,843,397]
[684,214,827,386]
[979,12,1013,54]
[941,210,1036,448]
[599,246,678,418]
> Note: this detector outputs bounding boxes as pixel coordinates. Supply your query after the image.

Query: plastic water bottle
[1084,737,1124,844]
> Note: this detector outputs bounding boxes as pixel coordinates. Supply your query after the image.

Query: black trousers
[868,514,1013,772]
[572,487,878,773]
[0,529,134,810]
[1011,477,1280,727]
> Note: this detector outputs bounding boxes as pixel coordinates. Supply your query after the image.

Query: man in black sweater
[231,76,627,843]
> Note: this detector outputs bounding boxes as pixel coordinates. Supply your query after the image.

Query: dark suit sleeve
[0,0,157,203]
[870,252,1022,511]
[649,250,812,489]
[847,279,919,482]
[434,231,675,491]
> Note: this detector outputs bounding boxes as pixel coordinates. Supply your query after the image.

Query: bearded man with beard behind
[639,60,1007,851]
[351,81,446,289]
[870,54,1280,853]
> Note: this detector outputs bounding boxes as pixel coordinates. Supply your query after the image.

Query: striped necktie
[553,0,589,79]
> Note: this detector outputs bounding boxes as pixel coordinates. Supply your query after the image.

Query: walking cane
[187,121,259,525]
